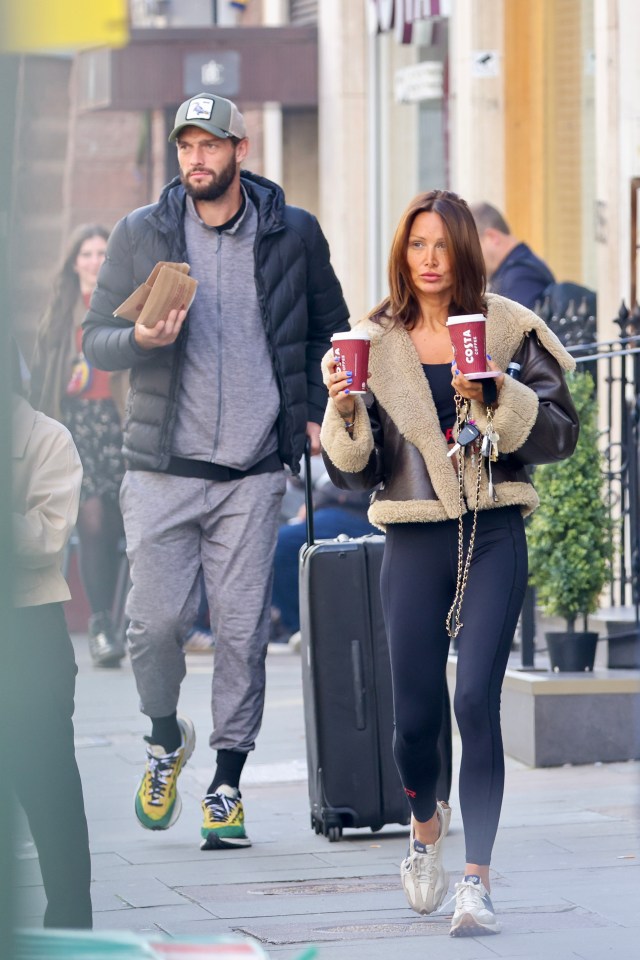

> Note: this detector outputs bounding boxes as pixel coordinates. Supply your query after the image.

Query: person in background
[9,338,92,929]
[30,224,127,668]
[182,570,214,653]
[270,467,376,646]
[469,202,555,311]
[82,93,349,851]
[321,190,578,936]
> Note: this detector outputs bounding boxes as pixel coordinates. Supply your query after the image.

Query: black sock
[149,713,181,753]
[207,750,248,794]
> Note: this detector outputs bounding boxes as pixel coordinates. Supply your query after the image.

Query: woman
[30,224,127,668]
[321,191,578,937]
[10,338,92,928]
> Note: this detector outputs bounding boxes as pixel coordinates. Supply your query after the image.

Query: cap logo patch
[186,97,214,120]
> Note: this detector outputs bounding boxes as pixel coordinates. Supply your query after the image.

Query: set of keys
[448,417,500,503]
[448,419,500,461]
[481,428,500,462]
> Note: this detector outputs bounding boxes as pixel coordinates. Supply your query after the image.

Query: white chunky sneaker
[400,800,450,915]
[450,874,500,937]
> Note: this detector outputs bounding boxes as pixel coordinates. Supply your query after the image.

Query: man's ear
[236,138,249,163]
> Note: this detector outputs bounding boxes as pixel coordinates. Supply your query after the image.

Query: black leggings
[76,494,124,615]
[380,506,528,865]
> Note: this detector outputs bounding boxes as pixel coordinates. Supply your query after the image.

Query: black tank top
[422,363,456,447]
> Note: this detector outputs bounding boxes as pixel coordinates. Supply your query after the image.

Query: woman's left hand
[451,357,504,403]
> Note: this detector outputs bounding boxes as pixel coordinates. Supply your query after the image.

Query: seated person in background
[270,466,376,644]
[9,337,92,928]
[469,202,555,311]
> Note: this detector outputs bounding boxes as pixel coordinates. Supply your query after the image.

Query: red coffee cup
[331,331,371,393]
[446,314,496,380]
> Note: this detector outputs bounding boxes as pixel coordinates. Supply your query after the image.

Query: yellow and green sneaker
[134,716,195,831]
[200,784,251,850]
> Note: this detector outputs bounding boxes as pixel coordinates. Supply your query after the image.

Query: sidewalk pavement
[15,637,640,960]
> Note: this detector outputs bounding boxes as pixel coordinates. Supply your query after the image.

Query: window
[289,0,317,25]
[130,0,216,28]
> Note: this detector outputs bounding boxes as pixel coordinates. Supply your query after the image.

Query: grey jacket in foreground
[320,294,579,529]
[83,170,349,474]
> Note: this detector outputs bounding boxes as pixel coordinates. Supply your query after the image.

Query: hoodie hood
[147,170,286,237]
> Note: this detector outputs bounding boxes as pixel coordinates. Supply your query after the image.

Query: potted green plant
[527,369,613,672]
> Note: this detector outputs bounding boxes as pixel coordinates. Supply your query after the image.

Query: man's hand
[306,421,321,455]
[134,307,188,350]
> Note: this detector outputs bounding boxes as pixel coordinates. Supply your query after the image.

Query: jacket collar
[146,169,286,236]
[353,293,574,380]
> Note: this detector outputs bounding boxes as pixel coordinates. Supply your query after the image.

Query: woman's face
[406,211,454,299]
[74,235,107,292]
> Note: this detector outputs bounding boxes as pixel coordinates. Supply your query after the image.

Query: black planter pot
[546,631,599,672]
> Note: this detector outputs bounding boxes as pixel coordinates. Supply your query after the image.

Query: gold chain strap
[445,397,485,640]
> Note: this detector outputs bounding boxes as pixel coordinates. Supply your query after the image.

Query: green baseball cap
[169,93,247,142]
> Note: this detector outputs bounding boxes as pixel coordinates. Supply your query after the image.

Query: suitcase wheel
[370,823,383,834]
[325,823,342,842]
[311,815,322,835]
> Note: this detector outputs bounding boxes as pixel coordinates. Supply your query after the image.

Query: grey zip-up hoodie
[172,193,280,469]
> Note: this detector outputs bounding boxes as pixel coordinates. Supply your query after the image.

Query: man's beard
[181,155,237,201]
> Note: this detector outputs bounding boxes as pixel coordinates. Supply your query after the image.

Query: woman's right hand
[326,357,356,421]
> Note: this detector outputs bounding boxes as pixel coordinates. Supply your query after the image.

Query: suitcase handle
[304,436,315,547]
[351,640,366,730]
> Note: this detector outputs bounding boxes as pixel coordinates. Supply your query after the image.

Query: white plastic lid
[331,331,371,341]
[446,313,485,326]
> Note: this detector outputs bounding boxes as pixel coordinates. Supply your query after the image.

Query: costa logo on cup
[446,314,498,380]
[462,328,477,364]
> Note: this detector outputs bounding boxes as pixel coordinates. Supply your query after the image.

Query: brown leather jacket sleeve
[508,333,579,465]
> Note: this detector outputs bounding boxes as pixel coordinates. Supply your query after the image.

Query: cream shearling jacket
[12,394,82,607]
[320,294,579,529]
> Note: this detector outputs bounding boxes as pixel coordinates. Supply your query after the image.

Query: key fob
[448,421,481,458]
[457,422,480,447]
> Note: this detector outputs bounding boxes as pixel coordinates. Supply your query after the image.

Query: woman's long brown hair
[38,223,109,343]
[369,190,486,329]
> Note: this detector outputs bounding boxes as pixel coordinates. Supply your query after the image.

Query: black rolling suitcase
[299,444,452,842]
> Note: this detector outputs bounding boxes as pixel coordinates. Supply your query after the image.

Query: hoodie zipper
[210,231,224,461]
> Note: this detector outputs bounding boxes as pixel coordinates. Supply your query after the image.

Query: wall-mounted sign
[367,0,451,45]
[184,51,240,96]
[395,60,443,102]
[471,50,500,78]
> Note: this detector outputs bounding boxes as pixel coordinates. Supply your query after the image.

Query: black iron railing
[519,301,640,668]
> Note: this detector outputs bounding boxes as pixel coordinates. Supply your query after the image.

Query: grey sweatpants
[120,468,287,753]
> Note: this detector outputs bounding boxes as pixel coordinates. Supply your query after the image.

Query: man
[470,202,555,311]
[83,93,349,850]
